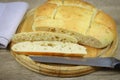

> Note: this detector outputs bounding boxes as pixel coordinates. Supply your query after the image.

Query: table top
[0,0,120,80]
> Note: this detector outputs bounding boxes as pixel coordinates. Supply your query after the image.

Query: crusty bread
[12,31,77,43]
[11,0,117,57]
[12,41,87,57]
[30,0,117,48]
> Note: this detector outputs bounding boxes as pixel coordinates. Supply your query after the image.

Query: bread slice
[12,31,77,43]
[11,41,87,57]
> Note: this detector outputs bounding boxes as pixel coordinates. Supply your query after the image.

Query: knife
[29,52,120,69]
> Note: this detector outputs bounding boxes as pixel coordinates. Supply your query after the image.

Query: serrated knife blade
[29,56,120,69]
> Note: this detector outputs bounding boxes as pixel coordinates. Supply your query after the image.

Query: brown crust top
[32,0,117,48]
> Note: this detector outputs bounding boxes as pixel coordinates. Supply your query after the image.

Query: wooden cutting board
[10,9,118,77]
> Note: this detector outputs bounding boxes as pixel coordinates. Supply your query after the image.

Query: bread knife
[29,53,120,69]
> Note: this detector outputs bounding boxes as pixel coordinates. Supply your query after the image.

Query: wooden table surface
[0,0,120,80]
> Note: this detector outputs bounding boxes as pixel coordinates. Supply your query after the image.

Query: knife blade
[29,56,120,69]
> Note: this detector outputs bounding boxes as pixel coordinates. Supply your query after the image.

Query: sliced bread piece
[12,41,87,57]
[12,31,77,43]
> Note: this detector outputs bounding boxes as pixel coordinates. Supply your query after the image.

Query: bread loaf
[12,41,87,57]
[30,0,117,48]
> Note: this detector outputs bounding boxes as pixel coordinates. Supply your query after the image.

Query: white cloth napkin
[0,2,29,48]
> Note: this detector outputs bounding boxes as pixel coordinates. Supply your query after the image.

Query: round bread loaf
[24,0,117,48]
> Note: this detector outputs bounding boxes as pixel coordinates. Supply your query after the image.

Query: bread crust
[13,51,84,57]
[31,0,117,48]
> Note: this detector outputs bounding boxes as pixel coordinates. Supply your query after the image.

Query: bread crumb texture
[12,31,78,43]
[12,41,87,54]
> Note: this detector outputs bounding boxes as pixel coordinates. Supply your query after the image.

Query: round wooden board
[10,9,119,77]
[11,38,118,77]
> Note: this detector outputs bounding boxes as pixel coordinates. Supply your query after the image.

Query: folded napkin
[0,2,29,48]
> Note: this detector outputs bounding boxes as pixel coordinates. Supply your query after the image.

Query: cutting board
[10,9,118,77]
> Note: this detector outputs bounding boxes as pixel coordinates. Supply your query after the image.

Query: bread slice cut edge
[11,41,87,57]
